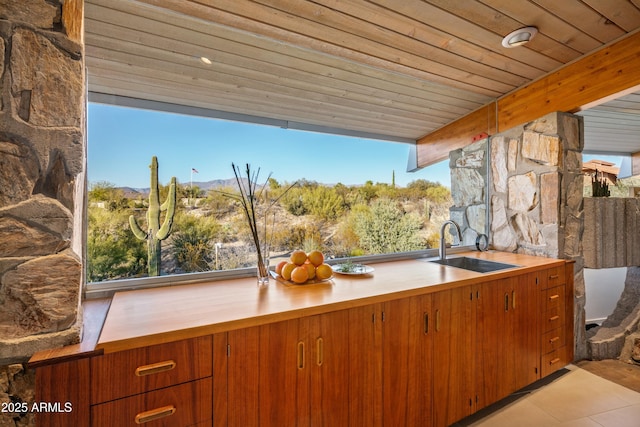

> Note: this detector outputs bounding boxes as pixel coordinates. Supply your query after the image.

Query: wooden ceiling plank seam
[580,0,640,32]
[309,0,548,80]
[88,77,428,139]
[86,65,435,132]
[526,0,628,43]
[188,0,517,94]
[369,0,564,70]
[84,18,479,117]
[83,28,471,122]
[85,52,452,128]
[423,0,586,63]
[92,0,495,104]
[249,0,534,86]
[479,0,613,49]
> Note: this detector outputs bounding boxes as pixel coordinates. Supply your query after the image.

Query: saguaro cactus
[129,156,177,276]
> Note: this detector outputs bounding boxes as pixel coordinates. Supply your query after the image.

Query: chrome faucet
[439,220,462,260]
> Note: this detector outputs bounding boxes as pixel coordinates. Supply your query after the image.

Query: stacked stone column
[488,112,586,359]
[0,1,85,425]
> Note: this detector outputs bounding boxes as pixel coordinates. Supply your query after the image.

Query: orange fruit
[291,266,309,284]
[290,250,308,266]
[304,263,316,280]
[315,263,333,280]
[275,260,287,275]
[281,262,296,281]
[307,250,324,267]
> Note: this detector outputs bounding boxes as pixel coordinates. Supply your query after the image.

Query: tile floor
[465,365,640,427]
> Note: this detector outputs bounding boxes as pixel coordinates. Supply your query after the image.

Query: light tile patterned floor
[470,365,640,427]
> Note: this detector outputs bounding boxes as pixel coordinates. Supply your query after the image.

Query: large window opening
[86,103,453,291]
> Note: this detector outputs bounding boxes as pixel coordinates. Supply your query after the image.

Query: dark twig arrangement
[220,163,297,279]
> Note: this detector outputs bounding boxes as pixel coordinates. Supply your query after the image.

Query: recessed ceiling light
[200,56,212,65]
[501,26,538,48]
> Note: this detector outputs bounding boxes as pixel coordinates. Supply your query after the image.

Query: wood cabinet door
[432,285,477,427]
[513,272,540,390]
[348,303,383,427]
[227,320,306,427]
[309,310,350,427]
[382,295,432,427]
[476,277,514,409]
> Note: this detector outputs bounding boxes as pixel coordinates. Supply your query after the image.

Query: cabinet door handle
[512,290,516,310]
[297,341,305,370]
[424,313,429,334]
[135,405,176,424]
[435,309,441,332]
[504,293,509,312]
[316,338,323,366]
[134,360,176,377]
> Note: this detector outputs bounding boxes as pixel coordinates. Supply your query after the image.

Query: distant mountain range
[118,178,250,198]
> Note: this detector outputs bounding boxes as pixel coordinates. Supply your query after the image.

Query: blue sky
[88,103,451,189]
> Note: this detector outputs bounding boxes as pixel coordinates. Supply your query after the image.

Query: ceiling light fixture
[501,26,538,48]
[199,56,212,65]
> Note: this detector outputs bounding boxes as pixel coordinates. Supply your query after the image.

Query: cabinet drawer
[542,306,564,333]
[542,266,566,289]
[543,285,565,312]
[541,347,568,378]
[91,336,212,404]
[91,377,212,427]
[542,327,565,354]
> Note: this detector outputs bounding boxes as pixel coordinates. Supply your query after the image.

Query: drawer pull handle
[135,360,176,377]
[549,294,560,301]
[549,274,559,280]
[135,405,176,424]
[297,341,305,370]
[316,338,323,367]
[549,336,560,343]
[549,315,560,322]
[549,357,561,365]
[424,313,429,334]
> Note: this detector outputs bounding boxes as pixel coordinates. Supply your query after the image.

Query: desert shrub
[171,213,220,272]
[86,207,147,282]
[302,186,346,221]
[352,198,424,254]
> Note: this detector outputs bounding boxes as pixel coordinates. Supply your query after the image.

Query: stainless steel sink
[430,257,518,273]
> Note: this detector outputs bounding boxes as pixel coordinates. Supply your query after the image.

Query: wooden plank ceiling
[85,0,640,151]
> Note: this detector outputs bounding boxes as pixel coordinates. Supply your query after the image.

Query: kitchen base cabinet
[382,295,433,427]
[432,285,477,427]
[225,310,350,427]
[31,257,573,427]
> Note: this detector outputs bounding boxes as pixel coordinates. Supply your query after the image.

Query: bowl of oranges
[274,250,333,285]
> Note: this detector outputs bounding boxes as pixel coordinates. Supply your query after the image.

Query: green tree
[353,198,424,254]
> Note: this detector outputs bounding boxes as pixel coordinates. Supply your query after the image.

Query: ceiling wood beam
[417,30,640,167]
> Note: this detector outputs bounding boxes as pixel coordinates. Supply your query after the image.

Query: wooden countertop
[96,251,566,353]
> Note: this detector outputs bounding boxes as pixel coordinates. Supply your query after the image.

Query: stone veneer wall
[0,1,85,425]
[449,139,488,243]
[488,112,586,360]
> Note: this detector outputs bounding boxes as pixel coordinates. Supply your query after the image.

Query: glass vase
[257,254,270,288]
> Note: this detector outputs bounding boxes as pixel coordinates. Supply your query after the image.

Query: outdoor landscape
[87,174,453,283]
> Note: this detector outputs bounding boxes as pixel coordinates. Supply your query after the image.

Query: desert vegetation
[86,177,452,283]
